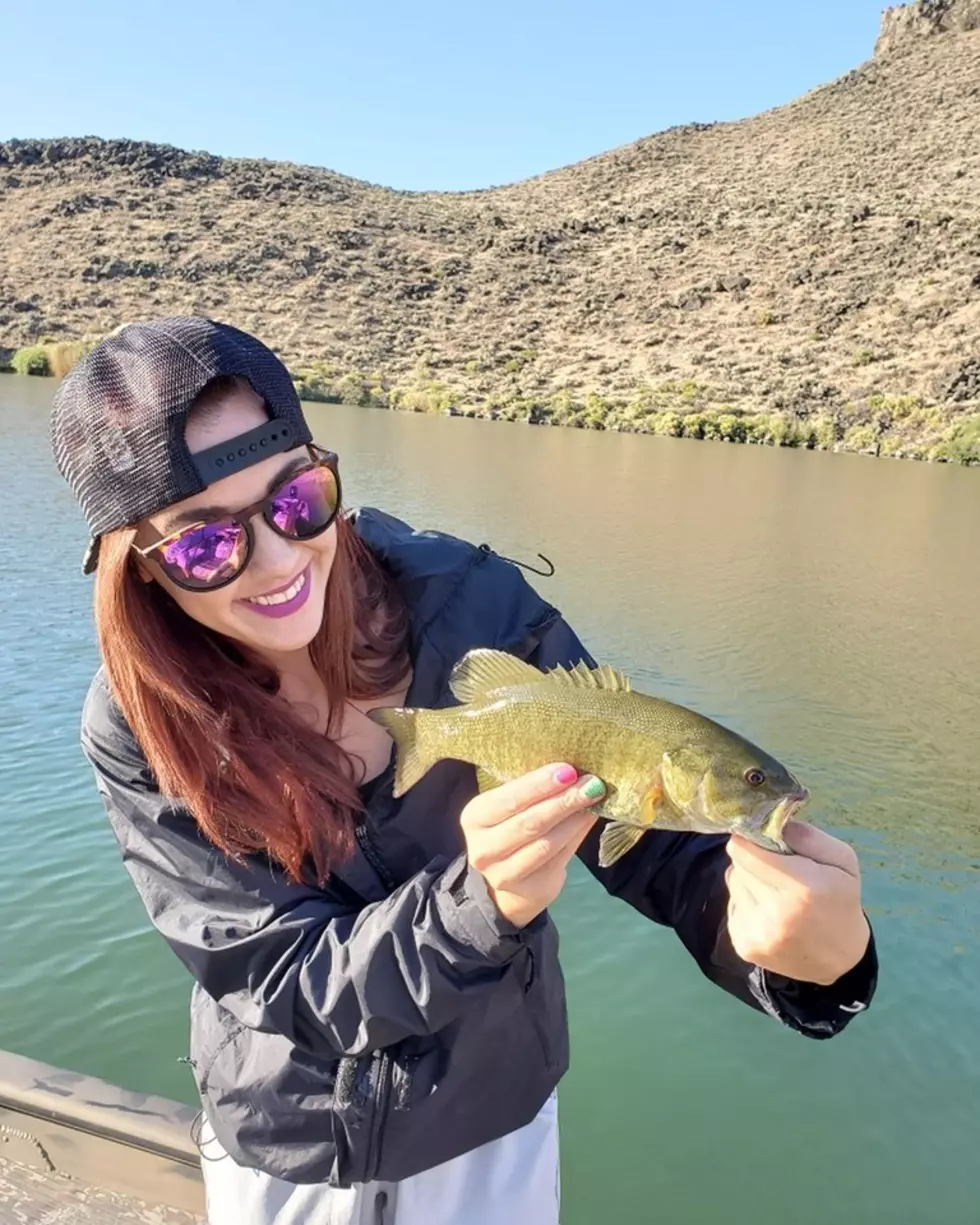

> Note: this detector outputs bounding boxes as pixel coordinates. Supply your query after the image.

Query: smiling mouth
[245,567,308,607]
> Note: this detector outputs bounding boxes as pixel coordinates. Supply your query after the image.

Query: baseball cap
[50,315,313,574]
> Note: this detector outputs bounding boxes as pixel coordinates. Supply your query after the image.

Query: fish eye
[745,768,766,787]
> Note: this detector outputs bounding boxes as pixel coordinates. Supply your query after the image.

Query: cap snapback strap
[192,420,303,485]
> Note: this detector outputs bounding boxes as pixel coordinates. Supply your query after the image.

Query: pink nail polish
[553,765,578,786]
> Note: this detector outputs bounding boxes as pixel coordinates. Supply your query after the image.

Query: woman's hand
[462,763,604,928]
[725,820,871,986]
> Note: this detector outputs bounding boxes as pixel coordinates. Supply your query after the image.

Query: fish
[368,648,810,868]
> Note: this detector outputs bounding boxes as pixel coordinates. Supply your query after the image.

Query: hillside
[2,0,979,461]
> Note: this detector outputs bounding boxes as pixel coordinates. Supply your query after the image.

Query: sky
[2,0,891,193]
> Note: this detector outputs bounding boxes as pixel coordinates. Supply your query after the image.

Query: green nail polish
[583,776,606,800]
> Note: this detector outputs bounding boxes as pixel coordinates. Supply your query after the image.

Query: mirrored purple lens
[267,466,338,539]
[161,522,248,587]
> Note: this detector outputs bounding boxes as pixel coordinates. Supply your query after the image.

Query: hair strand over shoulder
[94,515,410,884]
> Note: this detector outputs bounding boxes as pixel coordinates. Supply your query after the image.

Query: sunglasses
[133,445,342,592]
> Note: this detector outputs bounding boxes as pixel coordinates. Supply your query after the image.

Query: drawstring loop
[478,543,555,578]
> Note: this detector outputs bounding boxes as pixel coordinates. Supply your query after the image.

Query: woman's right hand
[461,764,606,928]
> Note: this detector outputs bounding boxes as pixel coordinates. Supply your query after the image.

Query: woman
[52,316,877,1225]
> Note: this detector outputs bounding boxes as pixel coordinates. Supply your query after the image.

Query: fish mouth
[757,787,810,852]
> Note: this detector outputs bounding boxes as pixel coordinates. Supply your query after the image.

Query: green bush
[681,413,705,439]
[748,415,802,447]
[11,346,51,376]
[648,410,684,437]
[868,394,923,422]
[945,416,980,465]
[292,376,340,404]
[3,338,99,379]
[337,372,373,407]
[505,396,539,423]
[247,350,977,467]
[715,413,747,443]
[626,385,657,416]
[399,381,456,414]
[699,415,723,441]
[546,390,576,424]
[878,435,907,458]
[813,416,839,449]
[844,424,879,452]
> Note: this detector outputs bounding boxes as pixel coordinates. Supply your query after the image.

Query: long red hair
[94,504,411,885]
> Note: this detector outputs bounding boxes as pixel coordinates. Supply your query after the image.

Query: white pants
[199,1092,560,1225]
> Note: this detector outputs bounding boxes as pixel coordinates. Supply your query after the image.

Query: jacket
[79,507,877,1187]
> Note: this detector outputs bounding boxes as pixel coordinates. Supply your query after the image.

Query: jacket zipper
[353,817,396,1182]
[365,1049,392,1181]
[354,818,397,892]
[351,601,559,1180]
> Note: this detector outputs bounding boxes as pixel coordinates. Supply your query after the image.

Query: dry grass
[45,340,96,377]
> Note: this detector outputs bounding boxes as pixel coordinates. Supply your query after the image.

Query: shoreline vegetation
[3,339,978,466]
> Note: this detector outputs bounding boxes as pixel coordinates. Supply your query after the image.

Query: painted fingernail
[582,776,606,801]
[553,765,578,786]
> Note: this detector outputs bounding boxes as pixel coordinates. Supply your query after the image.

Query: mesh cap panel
[50,316,312,571]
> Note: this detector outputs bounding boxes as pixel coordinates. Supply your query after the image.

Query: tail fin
[367,707,437,797]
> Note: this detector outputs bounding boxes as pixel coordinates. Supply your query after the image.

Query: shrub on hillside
[11,346,50,376]
[943,416,980,465]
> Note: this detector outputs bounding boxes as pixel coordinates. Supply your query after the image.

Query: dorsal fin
[448,649,545,704]
[543,660,633,692]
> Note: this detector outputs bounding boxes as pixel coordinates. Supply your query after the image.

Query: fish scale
[447,687,673,822]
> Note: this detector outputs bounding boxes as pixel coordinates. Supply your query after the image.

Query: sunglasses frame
[132,444,342,593]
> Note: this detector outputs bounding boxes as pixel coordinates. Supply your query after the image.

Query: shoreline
[3,343,978,467]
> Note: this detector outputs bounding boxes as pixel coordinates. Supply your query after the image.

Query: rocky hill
[2,0,979,461]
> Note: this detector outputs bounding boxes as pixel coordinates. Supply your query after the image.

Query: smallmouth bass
[369,649,809,867]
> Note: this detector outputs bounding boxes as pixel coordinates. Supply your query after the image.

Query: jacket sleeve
[528,614,878,1039]
[80,675,537,1059]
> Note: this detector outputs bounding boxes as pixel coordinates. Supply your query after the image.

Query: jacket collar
[349,505,560,687]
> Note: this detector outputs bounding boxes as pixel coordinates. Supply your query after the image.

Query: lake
[1,374,978,1224]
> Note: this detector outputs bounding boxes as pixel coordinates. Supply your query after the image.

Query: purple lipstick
[240,564,313,619]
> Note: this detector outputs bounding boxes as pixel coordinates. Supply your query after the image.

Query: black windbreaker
[79,508,877,1187]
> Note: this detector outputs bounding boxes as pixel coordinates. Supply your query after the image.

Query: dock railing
[0,1048,204,1215]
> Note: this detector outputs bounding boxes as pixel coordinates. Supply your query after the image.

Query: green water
[1,375,978,1224]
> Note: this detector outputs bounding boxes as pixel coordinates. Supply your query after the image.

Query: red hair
[94,515,411,884]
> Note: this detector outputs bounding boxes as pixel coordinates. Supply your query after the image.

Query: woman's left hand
[725,820,871,986]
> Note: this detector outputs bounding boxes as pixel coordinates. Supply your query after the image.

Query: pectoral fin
[598,821,647,868]
[640,778,669,826]
[660,748,702,810]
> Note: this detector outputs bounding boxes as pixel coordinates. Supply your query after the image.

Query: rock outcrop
[875,0,980,56]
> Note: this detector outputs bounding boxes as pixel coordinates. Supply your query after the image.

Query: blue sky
[3,0,889,192]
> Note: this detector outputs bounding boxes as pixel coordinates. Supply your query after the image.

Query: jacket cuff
[751,924,879,1039]
[439,855,542,965]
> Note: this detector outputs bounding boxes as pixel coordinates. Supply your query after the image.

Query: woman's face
[134,386,337,659]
